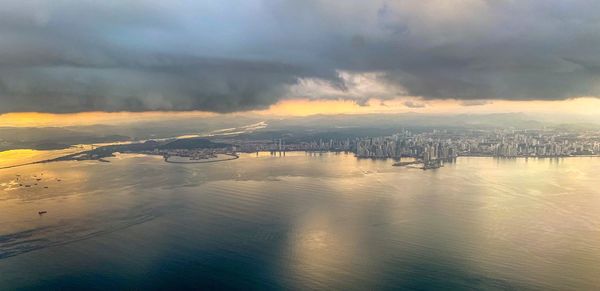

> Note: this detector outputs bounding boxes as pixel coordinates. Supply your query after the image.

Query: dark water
[1,152,600,290]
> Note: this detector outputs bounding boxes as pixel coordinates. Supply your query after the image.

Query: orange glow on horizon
[256,97,600,117]
[0,111,216,127]
[255,99,366,116]
[2,97,600,127]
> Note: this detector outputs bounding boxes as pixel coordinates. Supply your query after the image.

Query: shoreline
[2,150,600,170]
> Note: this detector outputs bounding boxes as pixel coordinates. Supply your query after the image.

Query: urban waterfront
[1,152,600,290]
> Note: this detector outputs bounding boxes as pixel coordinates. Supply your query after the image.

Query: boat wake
[0,207,162,260]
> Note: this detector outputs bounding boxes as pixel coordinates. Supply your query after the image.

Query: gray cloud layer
[1,0,600,113]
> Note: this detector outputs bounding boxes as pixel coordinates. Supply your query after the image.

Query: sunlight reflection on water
[1,153,600,289]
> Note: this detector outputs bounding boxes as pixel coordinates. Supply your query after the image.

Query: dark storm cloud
[0,56,334,113]
[1,0,600,113]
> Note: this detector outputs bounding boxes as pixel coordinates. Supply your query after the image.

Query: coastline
[164,153,239,164]
[2,149,600,171]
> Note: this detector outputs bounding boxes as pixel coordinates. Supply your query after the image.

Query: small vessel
[38,211,47,215]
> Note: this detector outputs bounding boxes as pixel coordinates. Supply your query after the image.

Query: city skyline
[3,1,600,290]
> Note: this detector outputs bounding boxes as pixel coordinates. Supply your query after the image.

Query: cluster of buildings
[445,130,600,157]
[355,135,457,161]
[237,139,353,152]
[237,128,600,160]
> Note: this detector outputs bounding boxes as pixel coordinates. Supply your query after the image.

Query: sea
[1,151,599,290]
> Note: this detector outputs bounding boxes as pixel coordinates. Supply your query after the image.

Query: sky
[1,0,600,125]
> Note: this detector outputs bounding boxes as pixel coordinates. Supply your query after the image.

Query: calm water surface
[1,152,599,290]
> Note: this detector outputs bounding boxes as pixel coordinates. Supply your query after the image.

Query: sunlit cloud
[4,97,600,127]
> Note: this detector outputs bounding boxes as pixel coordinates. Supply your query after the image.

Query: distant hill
[159,138,229,150]
[267,112,546,130]
[75,138,230,160]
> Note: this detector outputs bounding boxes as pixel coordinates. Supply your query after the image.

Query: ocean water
[1,152,599,290]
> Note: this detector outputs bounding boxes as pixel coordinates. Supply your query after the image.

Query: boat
[38,211,47,215]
